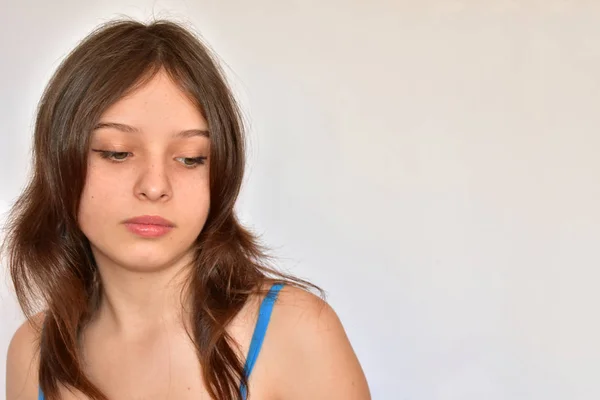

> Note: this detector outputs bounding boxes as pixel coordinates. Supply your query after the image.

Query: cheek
[176,179,211,222]
[170,179,211,240]
[77,168,127,230]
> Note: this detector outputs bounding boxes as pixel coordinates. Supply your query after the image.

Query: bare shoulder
[267,285,371,399]
[274,284,339,334]
[6,312,45,400]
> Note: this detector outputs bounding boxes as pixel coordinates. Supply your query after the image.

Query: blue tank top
[38,283,284,400]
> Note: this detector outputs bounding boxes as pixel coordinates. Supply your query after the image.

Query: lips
[124,215,175,227]
[123,215,175,238]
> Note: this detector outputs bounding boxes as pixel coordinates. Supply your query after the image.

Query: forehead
[98,70,208,132]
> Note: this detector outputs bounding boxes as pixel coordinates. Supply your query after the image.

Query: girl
[4,19,370,400]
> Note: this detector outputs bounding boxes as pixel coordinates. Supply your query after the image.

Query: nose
[133,157,172,202]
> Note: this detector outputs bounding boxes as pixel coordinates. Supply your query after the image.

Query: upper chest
[55,327,206,400]
[54,309,280,399]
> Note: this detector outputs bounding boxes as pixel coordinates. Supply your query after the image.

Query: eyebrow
[93,122,210,139]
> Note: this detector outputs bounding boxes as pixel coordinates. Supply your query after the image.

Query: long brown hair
[2,18,317,400]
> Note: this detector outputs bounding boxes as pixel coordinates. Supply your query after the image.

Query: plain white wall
[2,1,600,399]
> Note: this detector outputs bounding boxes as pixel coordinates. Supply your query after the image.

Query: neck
[92,252,195,338]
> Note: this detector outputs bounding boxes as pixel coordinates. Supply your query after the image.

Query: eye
[92,150,131,162]
[176,156,208,168]
[90,150,207,168]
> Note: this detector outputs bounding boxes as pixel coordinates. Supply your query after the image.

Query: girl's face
[78,70,211,273]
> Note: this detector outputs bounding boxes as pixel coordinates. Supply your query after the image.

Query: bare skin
[6,70,371,400]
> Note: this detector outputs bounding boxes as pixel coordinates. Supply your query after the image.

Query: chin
[91,239,193,273]
[114,253,186,273]
[126,241,190,267]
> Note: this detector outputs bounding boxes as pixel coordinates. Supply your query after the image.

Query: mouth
[123,215,175,238]
[124,215,175,226]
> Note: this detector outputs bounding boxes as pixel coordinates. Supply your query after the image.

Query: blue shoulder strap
[38,386,44,400]
[240,282,285,398]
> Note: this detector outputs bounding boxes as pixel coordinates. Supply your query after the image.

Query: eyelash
[91,150,208,168]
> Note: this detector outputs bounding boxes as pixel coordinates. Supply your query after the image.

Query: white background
[2,1,600,399]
